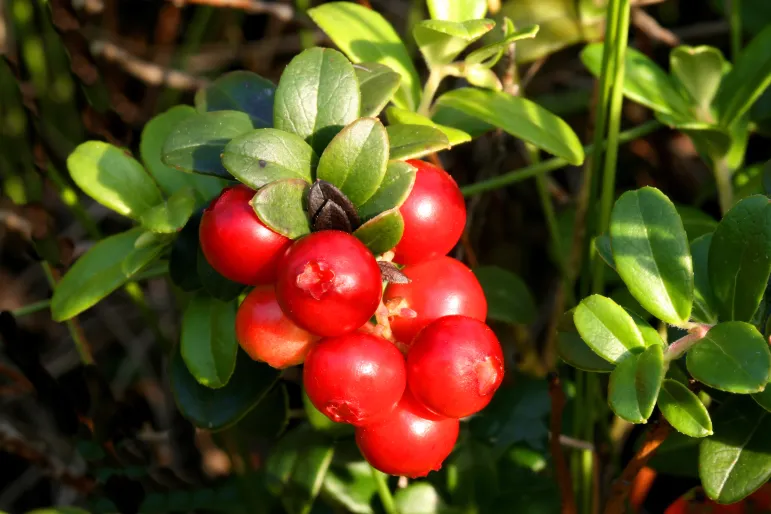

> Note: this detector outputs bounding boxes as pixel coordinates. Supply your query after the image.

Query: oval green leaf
[353,208,404,255]
[686,322,771,394]
[197,247,245,301]
[690,233,719,325]
[357,160,416,221]
[658,379,713,438]
[67,141,163,220]
[557,310,615,373]
[273,47,360,155]
[433,88,584,165]
[354,63,401,117]
[414,19,495,68]
[427,0,486,22]
[473,266,536,325]
[610,187,694,326]
[627,309,666,349]
[573,294,646,364]
[387,124,450,161]
[670,46,725,114]
[308,2,420,111]
[608,344,664,423]
[594,234,616,270]
[752,386,771,413]
[222,128,316,189]
[465,23,540,66]
[169,210,203,292]
[708,195,771,322]
[675,204,718,241]
[250,178,311,239]
[386,107,471,146]
[139,186,196,233]
[317,117,389,206]
[194,70,275,127]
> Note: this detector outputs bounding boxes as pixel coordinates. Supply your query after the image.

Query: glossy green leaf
[197,247,245,301]
[675,204,718,241]
[357,160,416,221]
[51,228,167,321]
[708,195,771,322]
[180,293,238,389]
[581,43,692,117]
[394,483,449,514]
[237,382,290,438]
[222,128,316,189]
[354,63,401,117]
[752,386,771,413]
[687,322,771,394]
[473,266,536,325]
[700,397,771,504]
[386,124,450,161]
[627,309,666,349]
[557,310,614,373]
[67,141,163,219]
[670,46,725,114]
[714,24,771,126]
[414,19,495,68]
[353,208,404,255]
[250,178,311,239]
[573,294,646,364]
[594,234,616,270]
[464,64,502,91]
[194,70,274,127]
[608,344,664,423]
[386,107,471,146]
[465,23,540,66]
[317,118,389,206]
[140,105,226,201]
[431,103,494,139]
[162,110,255,177]
[610,187,694,326]
[427,0,486,22]
[169,210,203,292]
[170,344,279,430]
[308,2,420,111]
[690,233,719,325]
[321,443,377,513]
[658,379,713,438]
[434,88,584,165]
[139,186,196,233]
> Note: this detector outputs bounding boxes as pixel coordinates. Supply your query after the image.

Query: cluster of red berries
[198,160,504,477]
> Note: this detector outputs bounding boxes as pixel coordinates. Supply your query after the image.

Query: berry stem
[370,465,398,514]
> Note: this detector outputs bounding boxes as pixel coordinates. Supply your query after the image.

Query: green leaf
[463,64,502,91]
[169,210,203,292]
[700,396,771,504]
[675,204,719,241]
[581,43,692,117]
[162,110,255,177]
[473,266,536,325]
[139,187,196,233]
[686,322,771,393]
[170,344,279,430]
[51,228,167,321]
[250,178,311,239]
[394,483,449,514]
[308,2,421,111]
[414,19,495,68]
[321,443,377,513]
[140,105,226,201]
[353,208,404,255]
[708,195,771,322]
[656,113,732,157]
[357,160,416,221]
[433,88,584,165]
[197,247,245,301]
[427,0,486,22]
[180,292,238,389]
[386,107,471,146]
[273,48,360,155]
[237,382,290,438]
[608,344,664,423]
[752,386,771,413]
[609,187,694,326]
[690,233,719,325]
[594,234,616,270]
[67,141,163,219]
[658,379,713,438]
[303,389,354,437]
[354,63,402,117]
[670,46,725,114]
[431,103,494,139]
[194,70,275,127]
[222,128,316,189]
[317,117,389,206]
[465,23,540,66]
[557,310,614,373]
[573,295,646,364]
[714,24,771,127]
[627,309,666,348]
[386,124,450,160]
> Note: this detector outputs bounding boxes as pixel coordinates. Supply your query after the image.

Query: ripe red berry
[275,230,382,337]
[199,184,291,285]
[407,315,504,419]
[355,391,459,478]
[303,332,406,426]
[235,286,318,369]
[392,159,466,265]
[384,256,487,344]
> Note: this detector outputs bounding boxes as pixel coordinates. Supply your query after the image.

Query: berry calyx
[355,391,459,478]
[275,230,382,337]
[303,332,406,426]
[384,256,487,344]
[199,184,292,285]
[235,286,318,369]
[407,315,504,419]
[392,160,466,265]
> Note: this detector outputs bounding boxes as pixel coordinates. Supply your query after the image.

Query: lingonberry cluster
[198,159,504,477]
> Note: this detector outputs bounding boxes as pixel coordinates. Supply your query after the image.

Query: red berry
[355,391,459,478]
[235,286,318,369]
[303,332,406,426]
[384,256,487,344]
[199,184,291,285]
[407,315,504,418]
[392,160,466,265]
[275,230,382,337]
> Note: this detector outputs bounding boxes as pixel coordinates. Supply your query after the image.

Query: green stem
[41,262,94,365]
[714,156,734,215]
[418,68,445,117]
[10,299,51,317]
[729,0,742,62]
[371,466,398,514]
[461,121,661,197]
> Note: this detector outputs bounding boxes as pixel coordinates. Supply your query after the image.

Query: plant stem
[714,156,734,215]
[10,299,51,317]
[665,324,712,361]
[417,68,445,117]
[460,121,661,197]
[371,466,398,514]
[548,374,577,514]
[729,0,742,62]
[41,262,94,365]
